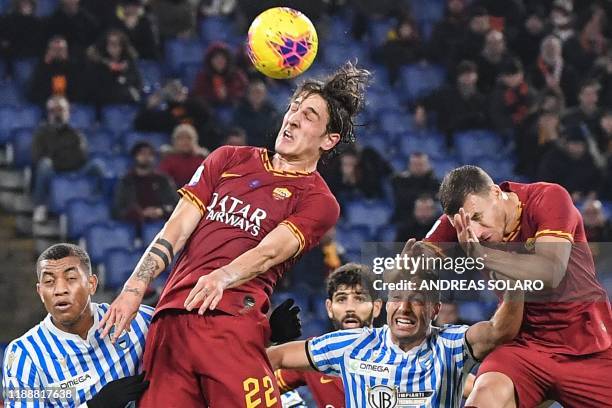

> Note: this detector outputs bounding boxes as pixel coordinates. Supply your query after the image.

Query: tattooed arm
[100,198,202,341]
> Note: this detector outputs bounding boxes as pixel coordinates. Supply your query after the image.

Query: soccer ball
[246,7,318,79]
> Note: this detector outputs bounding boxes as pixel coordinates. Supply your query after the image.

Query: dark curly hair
[292,61,371,157]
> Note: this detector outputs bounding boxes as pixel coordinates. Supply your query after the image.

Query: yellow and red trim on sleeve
[274,369,291,393]
[178,187,206,216]
[280,220,306,257]
[534,229,574,242]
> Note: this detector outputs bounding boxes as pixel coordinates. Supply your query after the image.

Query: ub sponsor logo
[206,193,267,236]
[367,385,397,408]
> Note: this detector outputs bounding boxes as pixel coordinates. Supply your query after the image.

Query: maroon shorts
[477,342,612,408]
[139,309,282,408]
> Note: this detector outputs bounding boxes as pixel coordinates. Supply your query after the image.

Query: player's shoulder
[311,327,369,346]
[4,321,46,365]
[431,324,469,344]
[512,181,571,203]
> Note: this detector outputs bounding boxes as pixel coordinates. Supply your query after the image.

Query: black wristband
[155,238,174,260]
[150,246,169,270]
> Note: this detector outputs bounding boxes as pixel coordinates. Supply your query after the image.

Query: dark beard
[332,310,374,330]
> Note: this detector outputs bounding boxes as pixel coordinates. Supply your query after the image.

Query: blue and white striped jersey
[307,325,476,408]
[2,303,153,408]
[280,389,307,408]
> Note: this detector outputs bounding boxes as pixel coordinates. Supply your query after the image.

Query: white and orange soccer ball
[246,7,318,79]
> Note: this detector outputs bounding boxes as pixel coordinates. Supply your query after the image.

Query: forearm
[480,247,565,288]
[217,246,279,289]
[267,341,310,370]
[489,290,524,342]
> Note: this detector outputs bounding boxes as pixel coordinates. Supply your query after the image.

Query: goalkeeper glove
[87,372,149,408]
[269,298,302,344]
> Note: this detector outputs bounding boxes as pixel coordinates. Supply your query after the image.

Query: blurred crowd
[1,0,612,293]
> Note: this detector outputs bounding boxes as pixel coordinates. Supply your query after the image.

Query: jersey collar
[42,302,100,345]
[260,149,315,177]
[384,325,429,358]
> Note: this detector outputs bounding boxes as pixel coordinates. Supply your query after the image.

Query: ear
[491,184,502,198]
[325,299,333,320]
[431,302,442,323]
[320,132,341,152]
[372,299,383,319]
[88,274,98,296]
[36,283,44,304]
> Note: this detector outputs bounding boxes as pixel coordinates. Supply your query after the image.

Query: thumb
[289,305,301,316]
[278,298,294,311]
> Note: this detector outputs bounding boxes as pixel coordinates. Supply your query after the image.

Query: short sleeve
[177,146,237,216]
[2,341,42,408]
[274,369,305,393]
[306,329,362,376]
[532,184,578,242]
[424,215,457,243]
[436,325,477,380]
[280,190,340,257]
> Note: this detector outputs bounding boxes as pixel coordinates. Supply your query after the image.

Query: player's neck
[51,307,94,340]
[502,192,521,236]
[272,152,317,173]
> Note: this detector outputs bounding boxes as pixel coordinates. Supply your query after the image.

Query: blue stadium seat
[85,221,136,264]
[368,18,396,46]
[70,104,96,129]
[0,80,24,106]
[142,221,165,243]
[122,131,170,153]
[379,110,413,134]
[165,39,204,73]
[399,64,445,102]
[431,157,460,178]
[376,224,397,242]
[409,0,445,24]
[323,43,368,67]
[90,153,131,178]
[475,157,515,182]
[399,131,446,159]
[267,86,294,111]
[366,92,401,115]
[0,105,41,144]
[454,129,504,162]
[457,301,489,323]
[13,58,36,86]
[103,248,143,289]
[0,60,6,78]
[65,199,111,239]
[344,249,361,263]
[49,175,97,213]
[36,0,58,16]
[359,133,389,155]
[179,62,200,88]
[327,15,353,44]
[0,0,9,14]
[301,318,329,338]
[336,225,371,253]
[102,105,138,134]
[214,106,235,125]
[345,199,393,234]
[86,129,116,155]
[137,60,163,93]
[390,154,408,172]
[9,127,34,168]
[199,16,234,44]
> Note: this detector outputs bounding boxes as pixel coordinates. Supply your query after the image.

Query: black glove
[269,298,302,344]
[87,372,149,408]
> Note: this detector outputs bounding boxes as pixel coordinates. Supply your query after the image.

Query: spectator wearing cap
[46,0,100,57]
[134,79,218,148]
[192,42,248,107]
[528,35,579,106]
[489,57,535,137]
[0,0,45,63]
[562,79,603,142]
[372,16,424,84]
[31,96,103,223]
[232,78,280,148]
[158,124,209,188]
[27,36,86,105]
[428,0,469,69]
[537,126,603,200]
[85,29,143,105]
[108,0,159,60]
[113,142,178,224]
[476,30,515,93]
[415,60,488,144]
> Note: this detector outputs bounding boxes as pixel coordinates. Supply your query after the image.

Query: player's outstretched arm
[184,223,300,313]
[267,340,311,371]
[101,198,202,341]
[465,289,524,361]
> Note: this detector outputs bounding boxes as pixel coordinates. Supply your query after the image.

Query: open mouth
[282,129,293,141]
[395,317,416,329]
[342,317,361,327]
[54,301,72,311]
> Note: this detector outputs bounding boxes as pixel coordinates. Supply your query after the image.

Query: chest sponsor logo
[206,193,267,236]
[51,372,97,390]
[348,358,395,380]
[272,187,292,200]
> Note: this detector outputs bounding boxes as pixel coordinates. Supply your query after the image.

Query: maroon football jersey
[155,146,340,317]
[425,181,612,355]
[276,368,345,408]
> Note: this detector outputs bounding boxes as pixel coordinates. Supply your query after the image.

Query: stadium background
[0,0,611,406]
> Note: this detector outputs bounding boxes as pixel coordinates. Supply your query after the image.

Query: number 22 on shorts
[243,375,278,408]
